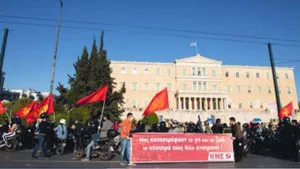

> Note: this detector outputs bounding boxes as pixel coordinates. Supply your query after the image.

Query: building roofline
[222,65,294,70]
[110,61,294,70]
[175,54,222,64]
[111,60,174,65]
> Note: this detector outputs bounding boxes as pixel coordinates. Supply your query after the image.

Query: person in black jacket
[281,117,294,160]
[31,113,50,159]
[291,120,300,161]
[230,117,243,162]
[212,118,224,134]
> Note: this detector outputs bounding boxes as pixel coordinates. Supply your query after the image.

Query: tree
[142,113,159,126]
[56,31,126,121]
[0,98,33,124]
[68,47,90,104]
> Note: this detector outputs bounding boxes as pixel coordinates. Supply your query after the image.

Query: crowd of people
[0,112,300,165]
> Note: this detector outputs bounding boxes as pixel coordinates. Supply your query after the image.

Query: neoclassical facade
[111,54,298,121]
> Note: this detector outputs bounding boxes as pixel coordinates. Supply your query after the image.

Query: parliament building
[110,54,298,122]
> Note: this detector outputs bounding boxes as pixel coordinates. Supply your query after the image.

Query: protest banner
[131,133,234,163]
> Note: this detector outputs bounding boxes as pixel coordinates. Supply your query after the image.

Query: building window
[156,83,160,91]
[225,71,229,77]
[260,103,264,109]
[132,100,137,108]
[249,102,253,109]
[202,68,207,76]
[227,85,231,93]
[168,69,171,76]
[212,70,216,77]
[246,72,250,78]
[203,82,207,91]
[156,68,160,75]
[193,81,197,90]
[133,67,138,74]
[197,67,202,76]
[183,69,187,76]
[237,85,241,93]
[144,68,149,74]
[121,66,126,74]
[285,73,289,79]
[144,83,149,91]
[198,81,202,90]
[228,102,232,109]
[183,84,187,90]
[239,103,242,109]
[167,83,172,91]
[268,87,272,94]
[236,72,240,78]
[287,87,291,94]
[279,87,281,94]
[213,85,217,92]
[192,67,196,76]
[256,73,260,78]
[248,86,252,93]
[266,72,270,79]
[132,83,137,91]
[257,86,262,93]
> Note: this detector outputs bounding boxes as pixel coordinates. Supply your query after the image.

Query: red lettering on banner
[209,153,224,160]
[131,133,234,163]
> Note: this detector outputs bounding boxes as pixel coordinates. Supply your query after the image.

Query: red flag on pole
[26,93,54,119]
[0,101,6,115]
[279,101,293,118]
[76,84,108,105]
[15,101,37,118]
[143,88,169,116]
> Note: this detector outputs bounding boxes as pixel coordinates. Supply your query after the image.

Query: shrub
[142,113,159,126]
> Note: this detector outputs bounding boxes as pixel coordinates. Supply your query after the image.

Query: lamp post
[50,0,63,122]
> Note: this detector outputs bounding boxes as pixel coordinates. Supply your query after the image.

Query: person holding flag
[76,85,109,161]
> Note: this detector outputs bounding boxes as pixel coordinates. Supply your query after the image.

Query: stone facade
[110,54,299,123]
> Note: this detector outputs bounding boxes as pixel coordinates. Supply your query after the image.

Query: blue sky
[0,0,300,98]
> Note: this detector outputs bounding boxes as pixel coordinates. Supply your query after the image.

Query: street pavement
[0,150,299,168]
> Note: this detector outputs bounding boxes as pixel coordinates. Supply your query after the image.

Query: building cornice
[110,61,294,70]
[222,65,294,70]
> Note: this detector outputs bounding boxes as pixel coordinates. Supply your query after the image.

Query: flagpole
[54,111,56,122]
[195,41,198,54]
[5,111,9,119]
[97,100,106,134]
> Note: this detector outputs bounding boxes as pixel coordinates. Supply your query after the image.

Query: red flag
[143,88,169,116]
[25,117,36,124]
[76,84,108,105]
[27,93,54,119]
[0,101,6,115]
[279,102,293,118]
[15,101,37,118]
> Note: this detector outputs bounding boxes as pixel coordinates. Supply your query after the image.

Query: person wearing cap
[54,119,68,140]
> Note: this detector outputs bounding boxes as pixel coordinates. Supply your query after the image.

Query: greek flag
[190,41,197,47]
